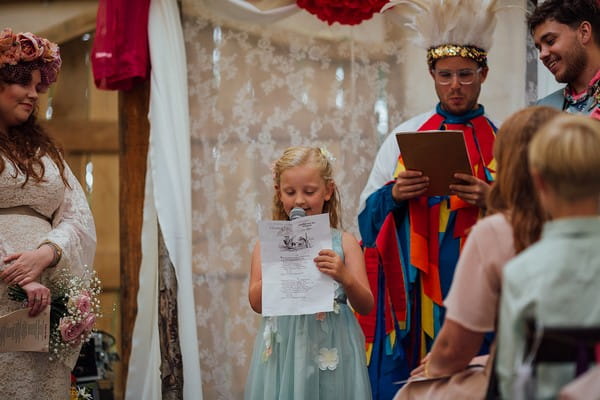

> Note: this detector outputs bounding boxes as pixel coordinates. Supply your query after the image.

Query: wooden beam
[0,1,98,44]
[40,119,118,153]
[119,80,150,391]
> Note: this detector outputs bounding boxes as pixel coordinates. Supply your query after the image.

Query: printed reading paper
[0,307,50,352]
[259,213,335,316]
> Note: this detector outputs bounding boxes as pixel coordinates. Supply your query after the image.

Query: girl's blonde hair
[529,114,600,201]
[271,146,342,228]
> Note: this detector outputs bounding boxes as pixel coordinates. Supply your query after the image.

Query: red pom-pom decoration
[296,0,390,26]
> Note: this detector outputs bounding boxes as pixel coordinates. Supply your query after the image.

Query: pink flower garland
[0,28,61,87]
[296,0,390,26]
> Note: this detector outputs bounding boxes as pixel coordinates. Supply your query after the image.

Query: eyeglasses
[433,68,482,85]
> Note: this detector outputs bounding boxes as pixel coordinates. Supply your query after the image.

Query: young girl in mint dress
[245,146,373,400]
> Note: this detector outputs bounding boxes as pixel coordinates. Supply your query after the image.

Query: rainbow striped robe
[357,104,497,400]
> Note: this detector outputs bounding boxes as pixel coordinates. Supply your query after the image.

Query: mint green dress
[244,229,372,400]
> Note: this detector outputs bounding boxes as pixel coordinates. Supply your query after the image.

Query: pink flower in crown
[0,28,16,53]
[59,318,86,344]
[40,38,59,63]
[40,60,61,88]
[591,107,600,121]
[17,32,43,62]
[0,29,19,66]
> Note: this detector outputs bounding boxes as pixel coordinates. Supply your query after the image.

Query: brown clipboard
[395,130,473,196]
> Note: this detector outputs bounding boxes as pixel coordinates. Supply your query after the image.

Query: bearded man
[529,0,600,118]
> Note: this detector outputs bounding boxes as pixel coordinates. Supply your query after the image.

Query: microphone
[289,207,306,221]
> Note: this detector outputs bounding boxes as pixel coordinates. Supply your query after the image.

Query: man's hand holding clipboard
[394,130,490,208]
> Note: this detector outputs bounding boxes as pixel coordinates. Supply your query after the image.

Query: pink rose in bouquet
[72,292,92,314]
[59,318,86,344]
[82,313,96,334]
[17,32,43,62]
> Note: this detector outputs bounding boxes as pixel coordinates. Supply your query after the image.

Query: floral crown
[0,28,62,88]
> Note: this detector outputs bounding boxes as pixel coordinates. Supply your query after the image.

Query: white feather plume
[381,0,502,51]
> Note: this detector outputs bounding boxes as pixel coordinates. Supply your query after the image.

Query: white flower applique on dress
[333,301,341,314]
[317,347,339,371]
[315,295,341,321]
[262,317,279,361]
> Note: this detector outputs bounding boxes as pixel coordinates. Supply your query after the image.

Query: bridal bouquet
[8,268,102,362]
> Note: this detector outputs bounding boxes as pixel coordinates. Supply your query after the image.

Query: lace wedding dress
[0,155,96,399]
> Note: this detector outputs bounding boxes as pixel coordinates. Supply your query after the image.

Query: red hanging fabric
[91,0,151,90]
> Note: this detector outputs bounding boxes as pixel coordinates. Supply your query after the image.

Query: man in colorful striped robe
[357,52,497,400]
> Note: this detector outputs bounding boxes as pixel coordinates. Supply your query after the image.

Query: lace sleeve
[44,162,97,278]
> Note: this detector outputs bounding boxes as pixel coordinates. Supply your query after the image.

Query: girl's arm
[248,242,263,314]
[315,232,374,315]
[340,232,374,315]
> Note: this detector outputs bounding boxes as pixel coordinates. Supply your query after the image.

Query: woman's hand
[314,249,347,284]
[410,353,431,377]
[21,281,51,317]
[1,246,54,286]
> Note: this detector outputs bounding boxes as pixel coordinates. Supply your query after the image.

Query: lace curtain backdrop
[183,4,406,398]
[130,1,531,399]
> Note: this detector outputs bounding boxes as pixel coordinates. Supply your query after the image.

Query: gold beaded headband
[427,44,487,68]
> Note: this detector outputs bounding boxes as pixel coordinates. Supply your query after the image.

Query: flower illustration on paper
[317,347,339,371]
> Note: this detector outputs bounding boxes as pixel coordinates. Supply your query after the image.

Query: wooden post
[119,80,150,390]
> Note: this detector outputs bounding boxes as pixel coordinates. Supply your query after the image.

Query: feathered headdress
[381,0,502,68]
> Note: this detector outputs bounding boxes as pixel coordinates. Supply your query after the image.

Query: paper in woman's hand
[0,307,49,352]
[259,213,335,316]
[396,131,473,196]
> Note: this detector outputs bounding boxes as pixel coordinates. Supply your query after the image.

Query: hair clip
[319,147,336,163]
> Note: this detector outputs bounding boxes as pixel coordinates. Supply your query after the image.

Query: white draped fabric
[129,0,529,398]
[201,0,300,22]
[126,166,161,400]
[127,0,202,399]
